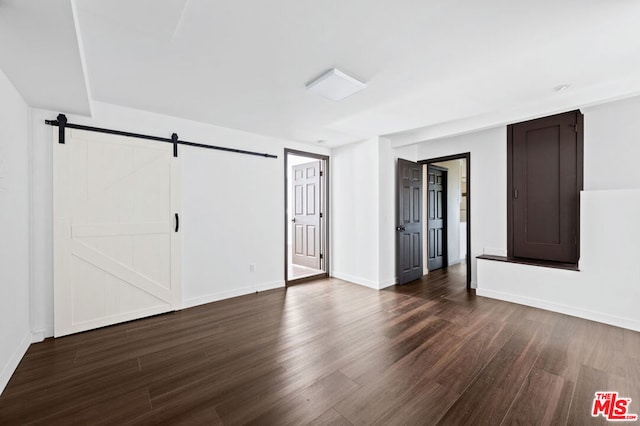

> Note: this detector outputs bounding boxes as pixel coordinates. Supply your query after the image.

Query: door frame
[426,164,449,272]
[284,149,330,285]
[419,153,472,289]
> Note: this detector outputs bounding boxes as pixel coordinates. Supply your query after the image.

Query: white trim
[378,277,397,289]
[170,154,182,311]
[330,271,380,290]
[27,107,36,339]
[476,288,640,332]
[31,330,46,343]
[37,325,54,340]
[0,332,31,396]
[470,280,478,289]
[53,126,71,337]
[182,281,285,309]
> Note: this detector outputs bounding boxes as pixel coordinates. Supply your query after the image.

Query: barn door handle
[396,226,406,232]
[175,213,179,232]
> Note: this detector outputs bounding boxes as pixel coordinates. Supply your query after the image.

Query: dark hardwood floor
[1,263,639,425]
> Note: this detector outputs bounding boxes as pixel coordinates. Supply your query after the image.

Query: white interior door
[291,160,321,270]
[53,128,181,337]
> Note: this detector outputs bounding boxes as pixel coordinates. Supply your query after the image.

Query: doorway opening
[420,154,471,289]
[284,149,329,285]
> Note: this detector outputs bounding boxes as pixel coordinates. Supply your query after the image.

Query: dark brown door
[427,165,447,271]
[396,158,423,284]
[292,160,321,269]
[509,110,582,263]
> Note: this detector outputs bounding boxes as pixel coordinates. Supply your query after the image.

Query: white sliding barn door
[53,128,181,337]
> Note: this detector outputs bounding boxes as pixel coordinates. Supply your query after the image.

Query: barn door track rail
[45,114,278,159]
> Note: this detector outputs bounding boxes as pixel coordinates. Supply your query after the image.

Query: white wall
[331,138,381,288]
[412,95,640,331]
[583,96,640,190]
[30,101,329,337]
[331,136,417,289]
[333,134,464,289]
[479,190,640,331]
[416,127,507,286]
[0,68,31,394]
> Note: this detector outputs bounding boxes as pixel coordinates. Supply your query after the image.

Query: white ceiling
[2,0,640,146]
[0,0,91,115]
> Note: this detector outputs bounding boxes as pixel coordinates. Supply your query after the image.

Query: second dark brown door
[427,165,447,271]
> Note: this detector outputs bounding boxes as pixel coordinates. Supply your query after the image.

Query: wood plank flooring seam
[498,337,550,425]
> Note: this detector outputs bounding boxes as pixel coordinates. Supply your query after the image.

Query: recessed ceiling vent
[306,68,366,101]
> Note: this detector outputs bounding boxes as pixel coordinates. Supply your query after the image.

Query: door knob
[291,218,296,223]
[396,226,406,231]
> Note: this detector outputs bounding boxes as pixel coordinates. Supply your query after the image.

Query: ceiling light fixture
[306,68,366,101]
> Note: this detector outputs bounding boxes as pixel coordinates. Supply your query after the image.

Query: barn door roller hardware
[45,114,278,159]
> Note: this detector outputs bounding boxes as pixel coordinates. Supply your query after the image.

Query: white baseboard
[31,329,46,343]
[0,332,31,396]
[37,325,55,340]
[470,281,478,289]
[378,277,397,289]
[182,280,285,309]
[476,288,640,332]
[330,271,380,290]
